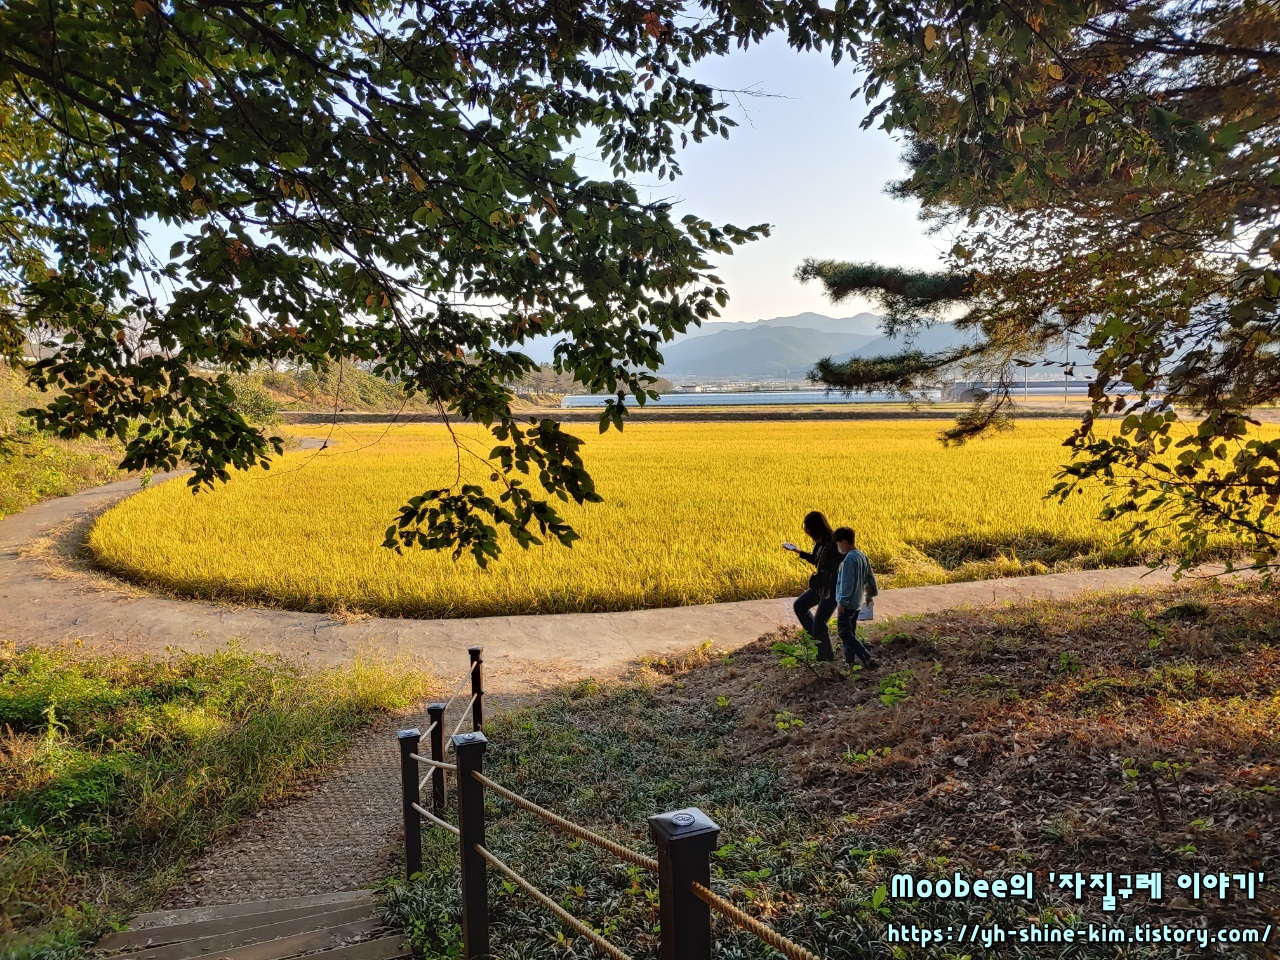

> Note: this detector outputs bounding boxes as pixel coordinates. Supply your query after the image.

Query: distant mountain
[834,324,981,362]
[834,325,1098,378]
[658,324,881,379]
[513,312,887,367]
[668,311,886,344]
[511,312,1102,379]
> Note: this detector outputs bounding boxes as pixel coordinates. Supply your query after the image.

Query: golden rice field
[86,419,1244,619]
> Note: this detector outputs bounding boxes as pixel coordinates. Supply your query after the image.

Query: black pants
[837,608,873,665]
[794,588,837,661]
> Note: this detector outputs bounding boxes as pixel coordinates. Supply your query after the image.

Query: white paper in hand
[858,601,874,621]
[782,542,798,551]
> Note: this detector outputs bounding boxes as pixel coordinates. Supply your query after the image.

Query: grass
[382,581,1278,958]
[0,643,432,960]
[0,366,124,521]
[87,420,1272,619]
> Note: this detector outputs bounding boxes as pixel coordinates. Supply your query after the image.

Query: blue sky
[626,33,949,324]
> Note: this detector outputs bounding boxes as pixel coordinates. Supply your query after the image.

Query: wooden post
[454,731,490,960]
[397,728,422,880]
[649,807,720,960]
[468,646,484,730]
[427,702,446,817]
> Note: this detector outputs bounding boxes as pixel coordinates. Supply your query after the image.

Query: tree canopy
[803,0,1280,570]
[0,0,849,562]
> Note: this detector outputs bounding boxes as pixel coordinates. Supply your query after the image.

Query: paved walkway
[3,465,1193,696]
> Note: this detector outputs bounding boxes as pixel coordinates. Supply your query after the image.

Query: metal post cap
[397,728,421,739]
[451,730,489,747]
[649,807,720,839]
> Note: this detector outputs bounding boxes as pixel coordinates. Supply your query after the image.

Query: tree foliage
[804,0,1280,570]
[0,0,851,563]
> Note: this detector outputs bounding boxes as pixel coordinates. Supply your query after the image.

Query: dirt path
[0,467,1216,906]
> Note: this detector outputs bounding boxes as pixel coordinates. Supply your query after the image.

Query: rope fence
[410,755,457,771]
[475,844,635,960]
[398,645,825,960]
[444,694,478,749]
[473,770,659,873]
[440,659,476,714]
[411,802,460,837]
[691,882,822,960]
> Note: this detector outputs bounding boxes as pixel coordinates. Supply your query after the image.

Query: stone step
[106,904,376,960]
[125,891,373,931]
[101,895,375,951]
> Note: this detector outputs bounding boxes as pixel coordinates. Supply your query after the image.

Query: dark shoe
[861,658,880,671]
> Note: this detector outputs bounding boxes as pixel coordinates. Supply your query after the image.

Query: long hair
[802,510,833,542]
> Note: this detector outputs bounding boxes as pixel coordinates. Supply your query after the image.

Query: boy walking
[833,527,880,672]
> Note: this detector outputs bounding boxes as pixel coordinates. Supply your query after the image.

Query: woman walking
[783,510,841,662]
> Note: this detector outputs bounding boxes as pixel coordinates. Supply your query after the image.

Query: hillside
[386,579,1279,958]
[834,324,1097,377]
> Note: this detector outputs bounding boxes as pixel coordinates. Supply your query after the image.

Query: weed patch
[0,643,429,958]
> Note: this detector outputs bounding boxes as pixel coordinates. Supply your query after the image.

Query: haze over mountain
[658,312,980,380]
[658,325,879,379]
[516,312,1091,381]
[669,311,886,342]
[514,312,885,368]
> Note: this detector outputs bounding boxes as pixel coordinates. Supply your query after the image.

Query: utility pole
[1063,340,1070,404]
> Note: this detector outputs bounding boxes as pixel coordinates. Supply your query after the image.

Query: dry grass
[85,420,1274,619]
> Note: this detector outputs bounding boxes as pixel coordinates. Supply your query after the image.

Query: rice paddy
[84,419,1245,619]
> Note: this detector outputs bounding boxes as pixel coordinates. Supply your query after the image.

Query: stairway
[95,890,409,960]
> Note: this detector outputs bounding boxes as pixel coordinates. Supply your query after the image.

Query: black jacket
[799,537,841,600]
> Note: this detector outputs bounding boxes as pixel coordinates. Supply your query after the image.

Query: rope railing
[399,647,825,960]
[474,843,635,960]
[411,802,460,837]
[440,662,475,714]
[400,646,484,883]
[444,695,478,749]
[690,882,822,960]
[410,754,458,772]
[472,771,659,873]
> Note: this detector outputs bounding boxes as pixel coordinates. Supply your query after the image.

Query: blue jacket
[836,549,879,610]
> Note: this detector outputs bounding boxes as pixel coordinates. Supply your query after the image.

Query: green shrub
[227,375,280,426]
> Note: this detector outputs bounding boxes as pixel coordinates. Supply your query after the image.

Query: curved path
[1,464,1220,906]
[3,461,1198,696]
